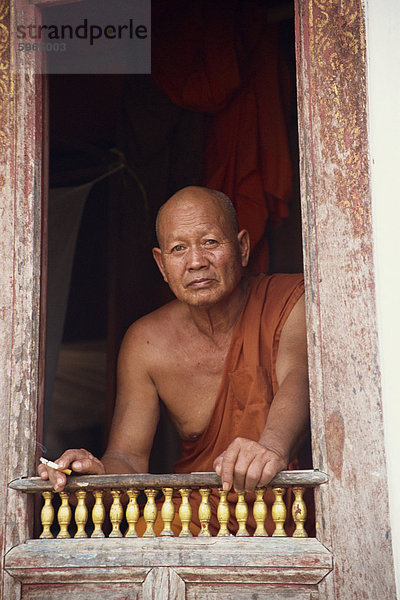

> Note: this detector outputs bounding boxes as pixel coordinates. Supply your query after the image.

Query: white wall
[365,0,400,595]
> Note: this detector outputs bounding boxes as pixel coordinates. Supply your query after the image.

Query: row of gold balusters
[39,486,307,539]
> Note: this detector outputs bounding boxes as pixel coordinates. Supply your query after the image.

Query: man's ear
[152,247,169,283]
[237,229,250,267]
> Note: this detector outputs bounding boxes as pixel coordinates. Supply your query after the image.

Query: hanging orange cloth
[152,2,293,273]
[174,272,305,536]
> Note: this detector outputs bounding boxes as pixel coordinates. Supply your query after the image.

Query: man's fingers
[52,472,67,492]
[37,448,105,493]
[213,453,224,476]
[218,438,288,493]
[38,468,67,492]
[37,464,49,479]
[38,462,65,490]
[56,448,95,470]
[231,452,253,493]
[243,455,266,492]
[54,449,105,474]
[71,457,105,474]
[217,438,288,493]
[219,444,240,491]
[258,455,284,488]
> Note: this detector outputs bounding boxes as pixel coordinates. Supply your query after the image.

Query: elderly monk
[38,186,310,536]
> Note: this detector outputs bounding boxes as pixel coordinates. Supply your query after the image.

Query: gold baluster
[57,491,71,539]
[40,491,54,539]
[292,487,308,538]
[161,487,175,537]
[235,491,249,537]
[143,488,158,537]
[253,488,268,537]
[217,488,230,536]
[272,487,287,537]
[91,490,105,538]
[179,488,193,537]
[74,490,88,538]
[198,488,212,537]
[109,489,123,538]
[125,489,140,538]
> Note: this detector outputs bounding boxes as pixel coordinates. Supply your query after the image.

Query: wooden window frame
[295,1,395,597]
[0,0,396,598]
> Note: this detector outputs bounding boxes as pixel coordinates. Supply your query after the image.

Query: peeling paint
[309,0,371,238]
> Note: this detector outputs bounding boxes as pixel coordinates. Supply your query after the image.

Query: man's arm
[102,320,160,473]
[213,293,310,492]
[38,320,160,492]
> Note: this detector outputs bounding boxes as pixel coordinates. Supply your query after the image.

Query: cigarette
[40,457,72,476]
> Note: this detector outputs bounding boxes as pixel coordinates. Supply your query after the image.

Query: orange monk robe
[173,273,307,536]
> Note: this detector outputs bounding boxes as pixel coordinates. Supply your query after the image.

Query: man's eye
[204,239,218,246]
[171,245,185,252]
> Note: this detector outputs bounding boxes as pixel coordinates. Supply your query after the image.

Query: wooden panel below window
[6,538,331,599]
[22,583,142,600]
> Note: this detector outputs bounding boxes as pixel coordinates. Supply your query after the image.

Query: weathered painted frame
[0,0,396,598]
[295,0,396,597]
[0,1,46,598]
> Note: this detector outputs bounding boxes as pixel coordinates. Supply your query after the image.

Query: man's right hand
[38,449,105,492]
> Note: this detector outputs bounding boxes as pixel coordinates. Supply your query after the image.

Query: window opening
[43,0,312,534]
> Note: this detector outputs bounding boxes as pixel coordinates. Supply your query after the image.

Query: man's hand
[38,449,105,492]
[213,437,287,492]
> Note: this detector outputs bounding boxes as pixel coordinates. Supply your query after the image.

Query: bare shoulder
[276,293,307,384]
[282,293,306,337]
[119,299,185,366]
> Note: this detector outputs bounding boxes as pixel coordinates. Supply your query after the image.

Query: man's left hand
[213,437,287,492]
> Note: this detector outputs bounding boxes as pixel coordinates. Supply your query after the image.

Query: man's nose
[187,245,209,270]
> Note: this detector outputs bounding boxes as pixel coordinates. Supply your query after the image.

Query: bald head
[155,186,238,247]
[152,186,250,307]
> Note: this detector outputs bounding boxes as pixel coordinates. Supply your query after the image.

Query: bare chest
[151,337,230,440]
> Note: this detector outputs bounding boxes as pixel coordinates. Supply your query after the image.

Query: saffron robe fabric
[152,2,293,273]
[174,272,305,536]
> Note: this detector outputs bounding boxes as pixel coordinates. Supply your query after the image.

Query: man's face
[153,193,249,308]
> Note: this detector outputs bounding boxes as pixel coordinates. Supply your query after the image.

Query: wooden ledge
[9,469,329,493]
[5,537,332,586]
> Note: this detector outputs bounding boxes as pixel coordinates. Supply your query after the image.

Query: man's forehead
[158,193,227,232]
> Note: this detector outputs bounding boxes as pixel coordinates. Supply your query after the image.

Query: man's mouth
[187,278,214,288]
